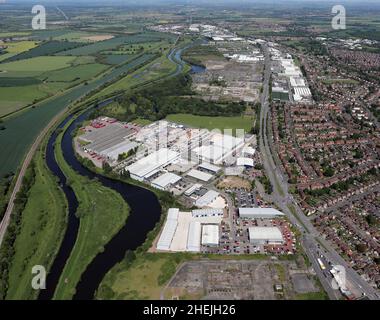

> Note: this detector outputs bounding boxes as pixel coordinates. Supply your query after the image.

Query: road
[258,43,380,300]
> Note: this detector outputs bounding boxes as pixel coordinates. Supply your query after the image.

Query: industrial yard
[163,259,321,300]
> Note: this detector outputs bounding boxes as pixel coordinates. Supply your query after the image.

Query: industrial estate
[0,0,379,303]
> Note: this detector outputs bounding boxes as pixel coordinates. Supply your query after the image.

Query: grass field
[0,56,76,73]
[3,41,84,63]
[166,114,254,135]
[0,41,38,62]
[5,140,67,300]
[94,53,175,98]
[44,63,109,83]
[53,131,130,300]
[97,253,186,299]
[59,33,170,56]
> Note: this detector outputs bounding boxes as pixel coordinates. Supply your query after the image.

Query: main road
[258,43,380,300]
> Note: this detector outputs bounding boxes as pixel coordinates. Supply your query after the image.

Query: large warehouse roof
[237,157,254,167]
[127,148,179,180]
[151,172,181,190]
[198,162,221,173]
[195,190,219,207]
[156,209,179,251]
[248,227,284,242]
[187,169,213,182]
[201,224,219,246]
[239,207,285,218]
[186,221,201,252]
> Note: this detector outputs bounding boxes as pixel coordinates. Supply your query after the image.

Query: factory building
[151,172,181,191]
[248,227,284,245]
[236,157,254,167]
[186,221,202,252]
[184,183,202,197]
[198,162,221,174]
[80,122,138,161]
[186,169,213,182]
[193,133,244,164]
[126,148,180,181]
[239,207,285,219]
[156,208,179,251]
[195,190,219,207]
[201,224,219,247]
[242,146,256,157]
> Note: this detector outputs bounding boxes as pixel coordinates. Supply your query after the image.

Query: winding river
[40,43,206,300]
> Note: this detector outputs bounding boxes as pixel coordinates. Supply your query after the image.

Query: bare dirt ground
[217,176,252,190]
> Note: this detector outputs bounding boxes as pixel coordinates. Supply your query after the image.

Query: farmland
[0,56,76,73]
[94,53,177,98]
[0,53,155,177]
[2,41,84,63]
[59,33,174,56]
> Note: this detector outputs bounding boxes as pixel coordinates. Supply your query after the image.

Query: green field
[0,56,76,73]
[97,253,187,300]
[5,141,67,300]
[53,131,129,300]
[94,53,176,98]
[165,114,254,135]
[60,33,171,56]
[44,63,109,83]
[3,41,84,63]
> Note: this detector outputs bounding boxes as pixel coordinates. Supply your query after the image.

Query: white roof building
[127,148,179,181]
[201,224,219,246]
[187,169,213,182]
[237,157,254,167]
[198,162,221,173]
[184,183,202,197]
[242,146,256,156]
[239,207,285,219]
[156,208,179,251]
[151,172,181,190]
[186,221,202,252]
[195,190,219,207]
[248,227,284,245]
[193,133,244,164]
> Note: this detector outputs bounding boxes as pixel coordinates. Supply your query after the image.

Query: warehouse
[248,227,284,245]
[151,172,181,190]
[127,148,180,181]
[186,221,202,252]
[239,207,285,219]
[236,157,254,167]
[201,224,219,247]
[156,208,179,251]
[195,190,219,207]
[242,146,256,157]
[186,169,213,182]
[198,162,221,174]
[184,183,202,196]
[193,133,244,164]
